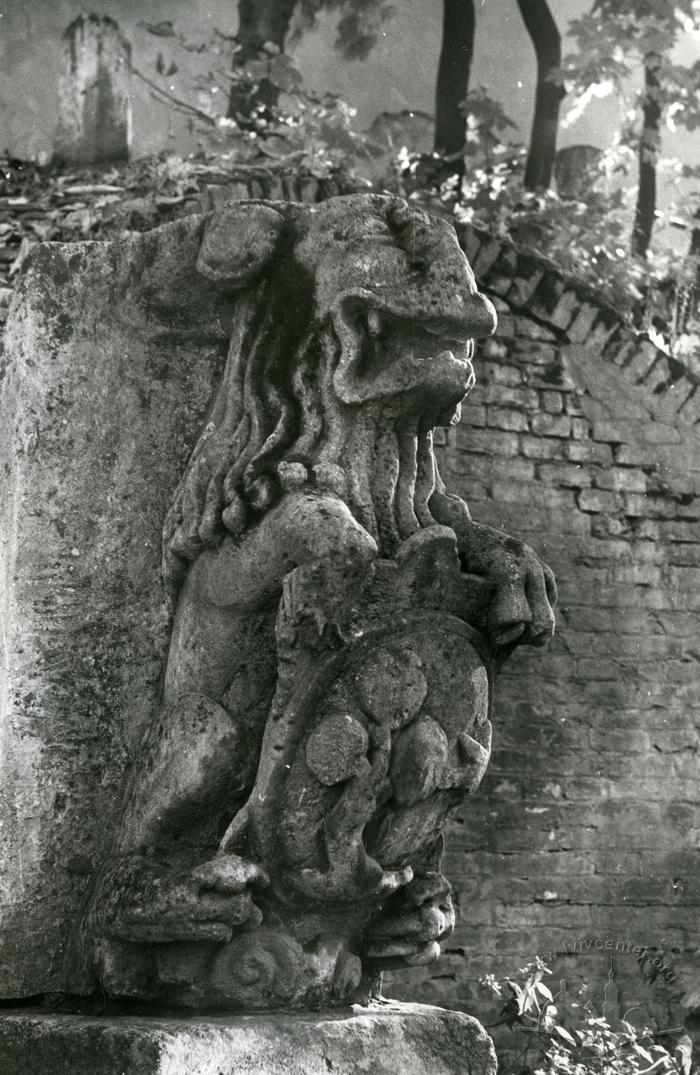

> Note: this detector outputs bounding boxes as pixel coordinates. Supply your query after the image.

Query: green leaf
[270,55,303,92]
[554,1025,578,1047]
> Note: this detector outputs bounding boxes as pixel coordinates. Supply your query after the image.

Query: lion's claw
[192,854,269,894]
[364,871,455,967]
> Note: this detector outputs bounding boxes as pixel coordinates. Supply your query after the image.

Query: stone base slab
[0,1000,496,1074]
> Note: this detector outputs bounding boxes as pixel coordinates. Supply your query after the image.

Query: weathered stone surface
[53,15,132,165]
[1,1001,497,1075]
[554,144,603,200]
[0,215,233,996]
[1,194,557,1011]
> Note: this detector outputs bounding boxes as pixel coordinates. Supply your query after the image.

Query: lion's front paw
[459,522,557,649]
[364,871,455,968]
[103,854,269,944]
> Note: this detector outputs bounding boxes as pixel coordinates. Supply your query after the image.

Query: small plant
[137,19,700,362]
[480,958,684,1075]
[396,133,699,360]
[137,23,382,182]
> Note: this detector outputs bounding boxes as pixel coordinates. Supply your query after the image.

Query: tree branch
[129,64,218,127]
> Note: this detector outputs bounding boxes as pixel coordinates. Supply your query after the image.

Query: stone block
[527,272,568,326]
[0,1003,497,1075]
[622,494,678,519]
[651,377,696,422]
[625,340,661,383]
[538,462,591,489]
[472,238,503,278]
[566,301,599,343]
[487,294,512,313]
[513,341,559,367]
[0,219,233,996]
[607,338,638,367]
[569,418,591,440]
[487,275,515,297]
[199,181,258,210]
[482,384,539,409]
[492,312,515,338]
[506,266,544,307]
[480,337,510,360]
[678,388,700,424]
[520,435,565,460]
[577,489,622,515]
[586,312,620,350]
[491,481,576,511]
[614,443,664,467]
[542,390,564,413]
[667,543,700,566]
[643,358,672,394]
[513,318,557,343]
[591,419,637,444]
[483,361,522,386]
[531,413,571,438]
[460,224,482,263]
[457,427,520,456]
[660,520,699,542]
[486,406,529,432]
[593,469,648,493]
[548,288,582,331]
[609,562,663,586]
[564,395,584,416]
[499,458,537,482]
[53,16,132,165]
[462,402,488,427]
[566,441,613,466]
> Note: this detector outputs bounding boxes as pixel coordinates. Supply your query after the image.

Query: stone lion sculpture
[90,194,556,1010]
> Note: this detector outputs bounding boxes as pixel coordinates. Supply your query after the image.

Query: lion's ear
[196,203,286,288]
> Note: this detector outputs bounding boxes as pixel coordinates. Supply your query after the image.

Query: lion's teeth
[367,309,382,337]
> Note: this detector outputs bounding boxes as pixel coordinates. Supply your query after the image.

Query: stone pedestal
[0,1002,496,1075]
[0,217,230,997]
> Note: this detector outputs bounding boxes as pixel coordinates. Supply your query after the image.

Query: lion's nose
[464,291,497,339]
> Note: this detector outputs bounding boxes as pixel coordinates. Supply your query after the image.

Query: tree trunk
[632,52,661,257]
[228,0,298,120]
[516,0,565,191]
[434,0,476,162]
[689,208,700,302]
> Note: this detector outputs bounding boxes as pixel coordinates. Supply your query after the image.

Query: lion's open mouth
[435,340,476,391]
[362,306,477,393]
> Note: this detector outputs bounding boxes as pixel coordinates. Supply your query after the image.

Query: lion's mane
[162,197,478,589]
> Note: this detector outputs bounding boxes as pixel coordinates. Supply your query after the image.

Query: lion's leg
[117,692,255,855]
[95,693,264,943]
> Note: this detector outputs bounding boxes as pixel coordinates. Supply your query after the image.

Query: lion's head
[163,194,496,587]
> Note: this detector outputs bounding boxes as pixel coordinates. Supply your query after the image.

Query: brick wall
[388,226,700,1038]
[3,176,696,1029]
